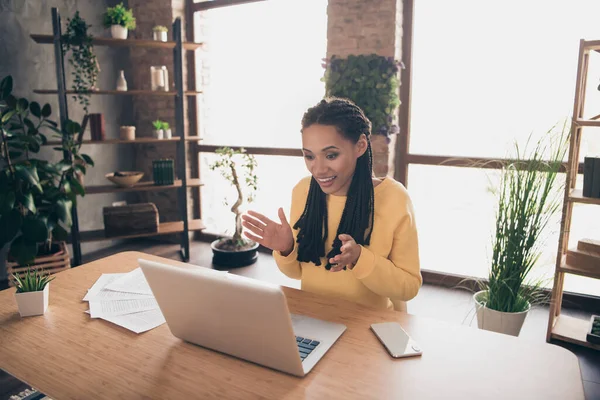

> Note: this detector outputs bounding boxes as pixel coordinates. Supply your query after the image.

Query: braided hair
[294,97,375,270]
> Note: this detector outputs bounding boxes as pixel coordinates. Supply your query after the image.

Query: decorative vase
[153,129,164,139]
[15,284,50,317]
[120,126,136,140]
[150,66,169,91]
[473,290,530,337]
[116,70,127,91]
[163,128,172,139]
[153,31,167,42]
[110,25,128,39]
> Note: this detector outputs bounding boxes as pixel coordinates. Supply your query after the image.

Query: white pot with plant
[474,124,568,336]
[103,2,136,40]
[152,120,164,139]
[209,147,259,268]
[153,25,168,42]
[13,269,54,317]
[163,122,172,139]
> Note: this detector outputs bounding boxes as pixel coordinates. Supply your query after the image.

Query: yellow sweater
[273,176,422,310]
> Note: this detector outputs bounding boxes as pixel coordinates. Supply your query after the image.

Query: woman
[242,97,421,310]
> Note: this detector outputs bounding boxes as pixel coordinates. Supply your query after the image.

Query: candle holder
[150,66,169,91]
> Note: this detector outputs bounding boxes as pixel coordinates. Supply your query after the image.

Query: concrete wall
[0,0,135,280]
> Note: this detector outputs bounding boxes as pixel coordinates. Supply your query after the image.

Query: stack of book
[152,159,175,185]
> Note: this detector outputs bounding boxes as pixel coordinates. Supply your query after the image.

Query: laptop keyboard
[295,336,320,362]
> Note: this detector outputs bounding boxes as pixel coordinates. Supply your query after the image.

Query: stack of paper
[83,268,166,334]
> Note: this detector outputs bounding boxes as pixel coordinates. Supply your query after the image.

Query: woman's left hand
[329,234,362,272]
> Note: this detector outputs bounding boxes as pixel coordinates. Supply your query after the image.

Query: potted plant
[152,119,164,139]
[13,268,54,317]
[209,147,259,268]
[62,11,100,114]
[103,3,136,40]
[153,25,168,42]
[0,75,93,275]
[162,121,172,139]
[474,124,568,336]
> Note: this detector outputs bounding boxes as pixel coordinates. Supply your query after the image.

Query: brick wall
[127,0,197,231]
[327,0,403,178]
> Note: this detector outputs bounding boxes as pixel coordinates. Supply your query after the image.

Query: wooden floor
[1,238,599,400]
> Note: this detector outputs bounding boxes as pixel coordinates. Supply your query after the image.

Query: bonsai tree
[209,147,258,250]
[0,75,94,266]
[478,123,569,314]
[103,3,137,30]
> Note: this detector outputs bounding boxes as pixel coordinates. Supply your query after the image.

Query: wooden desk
[0,252,584,399]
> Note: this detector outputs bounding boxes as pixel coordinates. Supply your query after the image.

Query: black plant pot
[211,239,259,269]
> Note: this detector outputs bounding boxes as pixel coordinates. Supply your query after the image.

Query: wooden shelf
[72,219,206,243]
[575,119,600,127]
[558,256,600,279]
[86,179,203,195]
[568,189,600,205]
[30,34,203,50]
[43,137,202,146]
[34,89,202,96]
[551,314,600,351]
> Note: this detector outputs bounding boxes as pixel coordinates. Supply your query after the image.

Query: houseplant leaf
[9,235,38,266]
[22,216,49,243]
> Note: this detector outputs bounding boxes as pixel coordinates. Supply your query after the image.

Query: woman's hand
[242,208,294,255]
[329,234,362,272]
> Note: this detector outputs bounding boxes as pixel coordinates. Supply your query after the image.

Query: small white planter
[163,128,172,139]
[110,25,128,39]
[473,290,530,337]
[15,284,49,317]
[153,31,168,42]
[153,129,164,139]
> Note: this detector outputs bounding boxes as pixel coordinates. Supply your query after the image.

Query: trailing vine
[62,11,99,115]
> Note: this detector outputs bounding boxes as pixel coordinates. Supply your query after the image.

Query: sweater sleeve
[272,178,309,280]
[350,194,422,301]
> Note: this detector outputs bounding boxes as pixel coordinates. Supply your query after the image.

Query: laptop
[138,259,346,377]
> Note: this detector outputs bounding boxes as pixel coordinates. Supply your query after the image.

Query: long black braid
[294,97,375,270]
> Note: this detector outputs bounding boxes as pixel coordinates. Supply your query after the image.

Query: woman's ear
[355,134,368,157]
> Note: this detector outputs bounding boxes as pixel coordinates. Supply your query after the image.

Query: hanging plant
[323,54,402,137]
[62,11,100,115]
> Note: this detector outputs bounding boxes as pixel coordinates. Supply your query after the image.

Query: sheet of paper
[83,273,125,301]
[89,298,159,318]
[99,309,166,334]
[104,268,153,295]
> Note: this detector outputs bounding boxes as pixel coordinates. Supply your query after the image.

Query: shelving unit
[547,38,600,351]
[32,8,204,265]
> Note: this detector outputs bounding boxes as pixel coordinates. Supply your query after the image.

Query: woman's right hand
[242,208,294,256]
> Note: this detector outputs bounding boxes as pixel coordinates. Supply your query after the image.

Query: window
[196,0,327,234]
[411,0,600,295]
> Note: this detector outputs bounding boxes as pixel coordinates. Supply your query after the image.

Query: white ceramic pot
[120,126,136,140]
[473,290,530,336]
[163,128,172,139]
[110,25,128,39]
[15,284,49,317]
[153,129,164,139]
[153,31,168,42]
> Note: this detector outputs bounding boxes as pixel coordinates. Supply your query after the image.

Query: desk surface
[0,251,584,400]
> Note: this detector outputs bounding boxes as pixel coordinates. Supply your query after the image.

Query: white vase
[153,129,164,139]
[473,290,530,336]
[110,25,128,39]
[153,31,168,42]
[15,284,49,317]
[163,128,172,139]
[116,70,128,91]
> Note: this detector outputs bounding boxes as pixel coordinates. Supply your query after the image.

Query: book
[583,157,594,197]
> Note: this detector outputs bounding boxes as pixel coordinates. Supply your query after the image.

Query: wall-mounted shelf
[43,137,202,146]
[30,34,203,50]
[568,189,600,205]
[71,219,206,243]
[34,89,202,96]
[86,179,203,195]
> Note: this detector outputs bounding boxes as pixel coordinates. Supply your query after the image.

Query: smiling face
[301,124,367,196]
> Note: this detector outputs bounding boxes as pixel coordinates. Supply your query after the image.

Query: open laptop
[138,259,346,377]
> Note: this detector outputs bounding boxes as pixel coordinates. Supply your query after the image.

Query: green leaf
[70,177,85,196]
[0,209,22,244]
[19,193,36,214]
[0,191,15,214]
[56,161,71,172]
[41,104,51,118]
[6,95,17,109]
[8,151,22,159]
[29,101,41,118]
[1,109,16,123]
[81,154,94,166]
[55,199,72,226]
[15,165,42,193]
[0,76,13,100]
[52,224,69,241]
[16,98,29,113]
[22,216,49,243]
[24,118,35,132]
[65,120,81,135]
[9,236,38,267]
[75,164,86,175]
